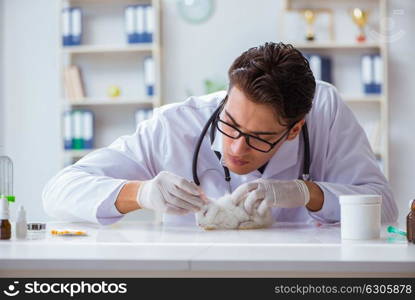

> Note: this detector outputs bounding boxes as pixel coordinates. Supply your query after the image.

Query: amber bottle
[0,197,11,240]
[407,199,415,243]
[0,219,11,240]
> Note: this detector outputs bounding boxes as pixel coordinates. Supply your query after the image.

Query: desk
[0,222,414,277]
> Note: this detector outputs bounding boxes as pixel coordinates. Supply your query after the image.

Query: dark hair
[228,42,316,126]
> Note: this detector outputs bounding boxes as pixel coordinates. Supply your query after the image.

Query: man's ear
[286,119,305,140]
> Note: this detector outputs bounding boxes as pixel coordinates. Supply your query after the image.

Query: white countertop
[1,221,414,277]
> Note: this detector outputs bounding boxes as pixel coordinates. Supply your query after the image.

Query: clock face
[177,0,215,24]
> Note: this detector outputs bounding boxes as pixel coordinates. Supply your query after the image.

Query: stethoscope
[192,98,311,192]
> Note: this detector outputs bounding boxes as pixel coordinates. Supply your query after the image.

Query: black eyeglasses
[215,118,294,153]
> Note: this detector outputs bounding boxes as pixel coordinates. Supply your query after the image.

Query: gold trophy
[351,8,369,43]
[303,10,316,41]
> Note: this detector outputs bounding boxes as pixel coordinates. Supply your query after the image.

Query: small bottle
[407,199,415,243]
[0,197,11,240]
[15,205,27,239]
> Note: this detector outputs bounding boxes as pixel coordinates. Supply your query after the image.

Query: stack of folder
[361,54,382,94]
[62,7,82,46]
[64,110,94,150]
[125,5,154,44]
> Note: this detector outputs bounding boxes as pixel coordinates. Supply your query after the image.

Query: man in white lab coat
[43,42,398,226]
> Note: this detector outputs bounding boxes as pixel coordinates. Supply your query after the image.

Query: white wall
[2,0,61,221]
[0,0,4,154]
[388,0,415,221]
[162,0,282,101]
[1,0,414,224]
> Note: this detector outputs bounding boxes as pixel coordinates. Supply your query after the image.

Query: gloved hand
[231,179,310,216]
[137,171,206,215]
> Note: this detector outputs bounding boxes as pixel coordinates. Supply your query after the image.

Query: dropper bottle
[15,205,27,239]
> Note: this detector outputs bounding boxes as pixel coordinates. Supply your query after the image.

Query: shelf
[288,42,381,50]
[64,149,94,158]
[67,0,146,4]
[61,44,156,54]
[65,97,156,106]
[342,95,382,103]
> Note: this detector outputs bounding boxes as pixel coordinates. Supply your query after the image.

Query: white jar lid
[339,194,382,205]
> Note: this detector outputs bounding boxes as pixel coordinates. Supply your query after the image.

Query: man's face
[220,86,302,175]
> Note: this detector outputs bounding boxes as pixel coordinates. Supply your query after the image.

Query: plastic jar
[27,223,46,240]
[339,195,382,240]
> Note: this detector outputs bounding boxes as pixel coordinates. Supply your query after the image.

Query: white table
[0,221,414,277]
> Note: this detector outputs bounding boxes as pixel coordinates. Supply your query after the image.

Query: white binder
[71,7,82,45]
[135,5,145,43]
[144,57,155,96]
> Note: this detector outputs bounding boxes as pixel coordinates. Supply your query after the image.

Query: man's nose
[230,136,250,154]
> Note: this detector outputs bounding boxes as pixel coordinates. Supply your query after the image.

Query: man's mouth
[227,154,249,166]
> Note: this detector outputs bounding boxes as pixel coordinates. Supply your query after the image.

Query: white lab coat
[43,81,398,225]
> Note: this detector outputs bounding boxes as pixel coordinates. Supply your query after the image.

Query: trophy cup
[303,10,316,41]
[351,8,369,43]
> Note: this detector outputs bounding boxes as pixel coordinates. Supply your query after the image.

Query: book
[69,65,85,100]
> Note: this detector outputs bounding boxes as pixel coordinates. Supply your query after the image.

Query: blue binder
[70,7,82,46]
[82,110,94,149]
[305,54,332,83]
[135,5,145,43]
[62,8,71,46]
[144,56,155,96]
[125,5,136,44]
[362,54,382,94]
[143,5,154,43]
[63,111,73,149]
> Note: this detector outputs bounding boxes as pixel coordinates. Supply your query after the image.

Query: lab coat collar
[261,135,299,178]
[210,128,300,178]
[210,128,222,153]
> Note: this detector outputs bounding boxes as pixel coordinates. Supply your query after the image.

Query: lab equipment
[192,98,311,191]
[0,155,15,240]
[231,179,310,216]
[387,225,406,237]
[407,199,415,243]
[15,205,27,239]
[196,193,273,230]
[27,223,46,240]
[0,155,15,203]
[340,195,381,240]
